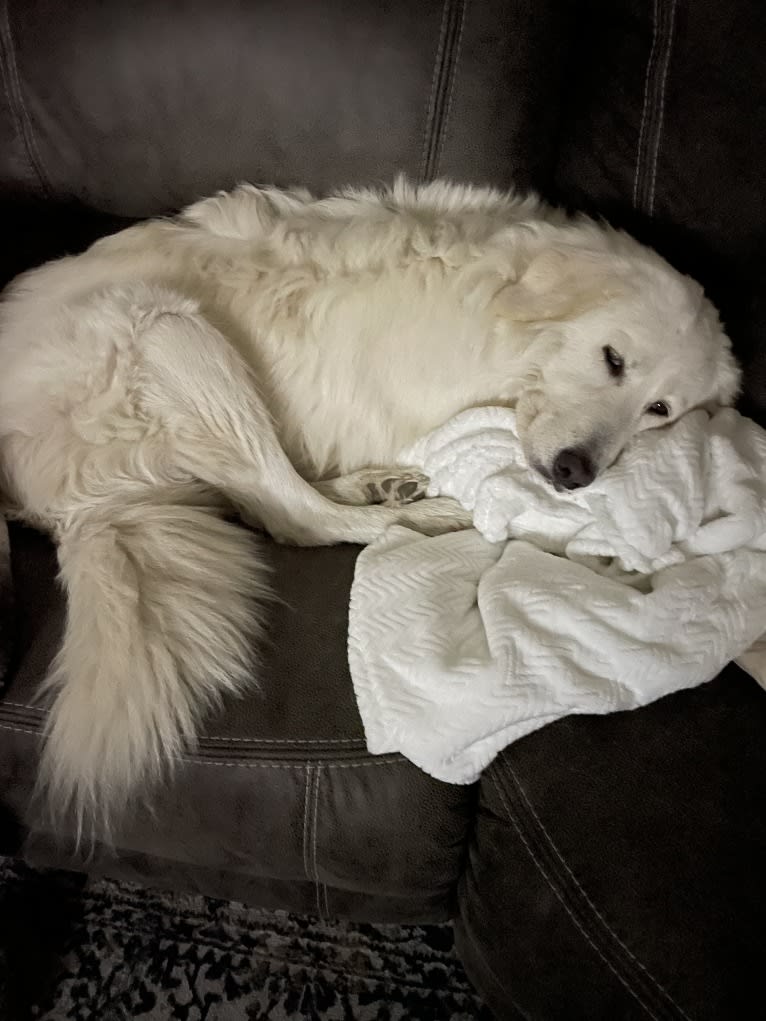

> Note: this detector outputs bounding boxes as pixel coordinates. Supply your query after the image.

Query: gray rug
[0,858,491,1020]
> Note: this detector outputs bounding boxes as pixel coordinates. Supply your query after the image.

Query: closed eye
[645,401,670,417]
[603,345,624,379]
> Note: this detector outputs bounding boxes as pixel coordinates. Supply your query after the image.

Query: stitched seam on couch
[302,764,315,892]
[0,702,47,730]
[502,759,695,1020]
[0,722,407,770]
[633,0,678,216]
[419,0,467,182]
[303,765,330,918]
[313,764,330,917]
[0,0,52,197]
[0,703,368,750]
[491,761,691,1021]
[183,755,407,770]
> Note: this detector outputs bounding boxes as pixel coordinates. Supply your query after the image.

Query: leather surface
[553,0,766,427]
[455,667,766,1020]
[0,199,131,290]
[0,195,478,923]
[0,524,475,923]
[0,0,569,216]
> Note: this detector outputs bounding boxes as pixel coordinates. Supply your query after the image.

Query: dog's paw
[363,469,430,507]
[396,496,473,536]
[316,467,430,507]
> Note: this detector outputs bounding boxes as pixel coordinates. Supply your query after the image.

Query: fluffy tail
[37,502,270,841]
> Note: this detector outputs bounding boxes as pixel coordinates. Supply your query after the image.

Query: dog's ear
[491,247,622,323]
[711,343,742,408]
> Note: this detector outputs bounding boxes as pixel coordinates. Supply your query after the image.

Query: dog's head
[494,234,740,489]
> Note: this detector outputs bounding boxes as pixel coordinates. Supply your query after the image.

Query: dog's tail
[37,500,269,841]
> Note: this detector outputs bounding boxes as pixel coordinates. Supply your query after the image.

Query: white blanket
[348,407,766,784]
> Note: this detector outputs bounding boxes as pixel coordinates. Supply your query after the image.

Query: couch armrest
[456,666,766,1020]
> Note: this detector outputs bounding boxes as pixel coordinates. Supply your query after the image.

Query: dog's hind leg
[135,293,471,545]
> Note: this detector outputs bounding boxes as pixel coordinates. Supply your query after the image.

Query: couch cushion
[0,524,475,922]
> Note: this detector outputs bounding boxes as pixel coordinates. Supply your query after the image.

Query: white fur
[0,179,740,836]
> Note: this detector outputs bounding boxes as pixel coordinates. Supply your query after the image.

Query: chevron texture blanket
[348,407,766,784]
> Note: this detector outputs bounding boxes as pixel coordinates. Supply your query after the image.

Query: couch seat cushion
[0,524,475,922]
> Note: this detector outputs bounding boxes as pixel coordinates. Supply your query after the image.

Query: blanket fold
[348,408,766,785]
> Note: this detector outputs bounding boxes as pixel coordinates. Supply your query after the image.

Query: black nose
[552,447,596,490]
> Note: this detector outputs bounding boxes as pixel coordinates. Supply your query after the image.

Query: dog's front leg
[314,467,430,507]
[136,299,470,546]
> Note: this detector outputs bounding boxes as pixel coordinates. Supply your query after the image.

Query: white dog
[0,179,739,836]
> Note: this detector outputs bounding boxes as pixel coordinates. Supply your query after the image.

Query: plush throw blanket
[348,408,766,784]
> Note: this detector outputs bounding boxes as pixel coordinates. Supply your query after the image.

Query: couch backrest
[1,0,764,421]
[553,0,766,423]
[0,0,568,216]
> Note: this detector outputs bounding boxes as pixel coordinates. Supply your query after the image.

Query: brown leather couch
[1,2,765,1018]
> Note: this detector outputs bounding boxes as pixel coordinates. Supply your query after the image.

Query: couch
[1,1,765,1018]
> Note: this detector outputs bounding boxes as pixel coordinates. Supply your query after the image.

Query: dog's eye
[645,401,670,417]
[603,345,624,378]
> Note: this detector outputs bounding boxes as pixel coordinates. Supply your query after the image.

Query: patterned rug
[0,857,491,1020]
